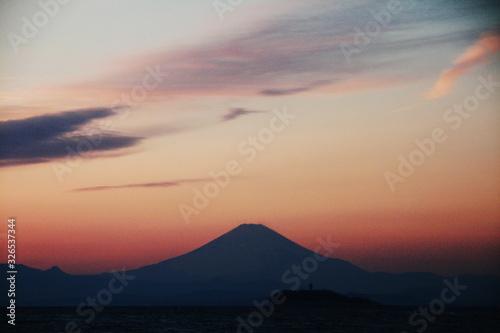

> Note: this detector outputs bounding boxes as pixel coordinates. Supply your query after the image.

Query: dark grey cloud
[221,108,264,121]
[0,108,141,166]
[72,178,212,192]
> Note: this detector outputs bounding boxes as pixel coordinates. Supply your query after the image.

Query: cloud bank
[85,0,498,100]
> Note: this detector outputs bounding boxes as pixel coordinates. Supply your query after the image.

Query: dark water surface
[2,306,499,332]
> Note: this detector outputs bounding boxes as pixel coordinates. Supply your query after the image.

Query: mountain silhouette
[1,224,499,306]
[133,223,361,282]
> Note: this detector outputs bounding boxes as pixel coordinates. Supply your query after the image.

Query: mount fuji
[1,224,499,306]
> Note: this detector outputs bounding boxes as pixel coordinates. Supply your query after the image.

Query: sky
[0,0,499,276]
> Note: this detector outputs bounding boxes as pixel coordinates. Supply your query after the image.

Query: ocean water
[2,306,499,333]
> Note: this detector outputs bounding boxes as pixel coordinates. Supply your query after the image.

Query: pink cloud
[426,32,500,99]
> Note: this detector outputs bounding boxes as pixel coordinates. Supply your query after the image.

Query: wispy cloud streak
[72,178,213,192]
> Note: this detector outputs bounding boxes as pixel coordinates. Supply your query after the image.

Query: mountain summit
[133,223,325,280]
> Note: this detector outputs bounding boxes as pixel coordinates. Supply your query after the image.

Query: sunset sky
[0,0,498,276]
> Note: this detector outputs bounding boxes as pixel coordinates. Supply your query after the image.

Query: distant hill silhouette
[1,224,499,306]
